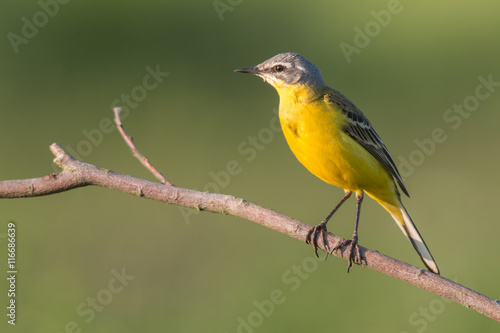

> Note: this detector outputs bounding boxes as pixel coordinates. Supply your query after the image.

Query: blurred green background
[1,0,500,332]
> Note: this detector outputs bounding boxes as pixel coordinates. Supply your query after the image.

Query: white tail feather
[389,200,440,275]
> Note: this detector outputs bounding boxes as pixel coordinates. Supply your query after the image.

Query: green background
[1,0,500,332]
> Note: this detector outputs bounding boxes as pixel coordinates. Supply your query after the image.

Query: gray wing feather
[325,89,409,197]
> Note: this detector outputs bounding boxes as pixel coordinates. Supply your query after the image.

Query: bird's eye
[274,65,285,72]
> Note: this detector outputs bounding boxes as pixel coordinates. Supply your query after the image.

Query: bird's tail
[377,198,440,275]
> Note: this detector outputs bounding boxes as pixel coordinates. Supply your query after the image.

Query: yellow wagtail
[235,52,439,274]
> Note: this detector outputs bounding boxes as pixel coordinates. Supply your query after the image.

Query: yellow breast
[276,84,394,198]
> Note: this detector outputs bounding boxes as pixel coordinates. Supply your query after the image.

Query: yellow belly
[279,95,396,203]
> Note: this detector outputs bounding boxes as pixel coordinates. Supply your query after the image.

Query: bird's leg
[331,192,364,272]
[306,190,352,257]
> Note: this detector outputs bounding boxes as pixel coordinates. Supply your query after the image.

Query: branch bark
[113,107,173,186]
[1,144,499,322]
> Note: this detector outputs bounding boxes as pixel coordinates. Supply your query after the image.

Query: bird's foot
[331,233,360,273]
[306,221,330,258]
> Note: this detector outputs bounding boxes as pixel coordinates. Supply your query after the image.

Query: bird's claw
[306,221,330,258]
[330,234,360,273]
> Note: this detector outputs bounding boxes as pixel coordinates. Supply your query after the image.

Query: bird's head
[235,52,326,93]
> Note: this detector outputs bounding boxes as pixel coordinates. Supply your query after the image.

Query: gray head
[234,52,325,91]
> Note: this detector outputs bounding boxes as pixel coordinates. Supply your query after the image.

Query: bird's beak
[234,66,260,75]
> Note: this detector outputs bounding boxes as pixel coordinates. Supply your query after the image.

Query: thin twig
[0,143,499,322]
[113,107,173,185]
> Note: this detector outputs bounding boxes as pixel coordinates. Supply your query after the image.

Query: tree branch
[2,101,500,325]
[113,107,173,186]
[1,144,499,321]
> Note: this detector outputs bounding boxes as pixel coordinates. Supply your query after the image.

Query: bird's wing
[324,89,409,197]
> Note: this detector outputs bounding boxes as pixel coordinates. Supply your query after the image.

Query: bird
[234,52,440,274]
